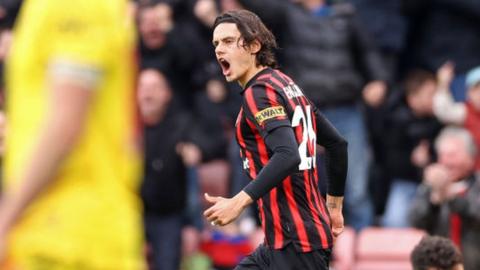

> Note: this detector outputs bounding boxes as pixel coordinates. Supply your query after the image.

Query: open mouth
[218,58,231,76]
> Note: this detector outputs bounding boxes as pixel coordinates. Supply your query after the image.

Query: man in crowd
[138,67,213,270]
[410,127,480,270]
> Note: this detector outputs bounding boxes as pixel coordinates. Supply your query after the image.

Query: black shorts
[234,243,331,270]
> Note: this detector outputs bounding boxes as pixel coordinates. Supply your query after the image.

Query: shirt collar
[241,67,273,95]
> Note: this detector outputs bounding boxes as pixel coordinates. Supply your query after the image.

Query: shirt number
[292,105,316,170]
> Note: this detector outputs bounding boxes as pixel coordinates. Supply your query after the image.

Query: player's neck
[238,64,268,89]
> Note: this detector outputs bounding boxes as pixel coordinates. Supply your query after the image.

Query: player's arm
[0,64,97,236]
[313,106,348,238]
[243,126,300,200]
[313,107,347,197]
[204,126,300,226]
[0,2,110,238]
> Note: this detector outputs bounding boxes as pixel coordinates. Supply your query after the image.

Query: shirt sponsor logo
[254,106,286,125]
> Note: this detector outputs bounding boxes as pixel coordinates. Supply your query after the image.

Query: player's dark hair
[411,236,463,270]
[214,10,278,68]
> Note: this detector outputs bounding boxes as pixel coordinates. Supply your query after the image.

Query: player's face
[213,23,258,86]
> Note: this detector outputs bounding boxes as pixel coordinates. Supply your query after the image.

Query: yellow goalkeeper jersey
[3,0,145,269]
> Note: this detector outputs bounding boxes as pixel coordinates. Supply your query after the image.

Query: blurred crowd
[0,0,479,269]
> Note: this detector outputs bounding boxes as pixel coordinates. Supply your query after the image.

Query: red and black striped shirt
[236,68,346,252]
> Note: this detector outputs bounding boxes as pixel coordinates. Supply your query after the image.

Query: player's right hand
[203,191,252,226]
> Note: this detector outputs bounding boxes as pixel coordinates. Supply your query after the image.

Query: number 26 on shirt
[292,105,316,170]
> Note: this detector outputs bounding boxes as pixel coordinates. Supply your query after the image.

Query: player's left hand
[329,208,344,242]
[326,195,344,243]
[203,192,252,226]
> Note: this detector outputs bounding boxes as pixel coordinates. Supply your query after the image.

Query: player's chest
[235,107,259,141]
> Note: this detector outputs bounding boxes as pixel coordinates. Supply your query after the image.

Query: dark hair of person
[411,236,463,270]
[404,69,436,96]
[213,10,278,68]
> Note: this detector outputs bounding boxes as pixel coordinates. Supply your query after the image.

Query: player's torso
[235,69,332,251]
[236,69,318,178]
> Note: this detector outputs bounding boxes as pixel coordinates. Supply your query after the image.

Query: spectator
[411,235,464,270]
[137,2,196,106]
[434,63,480,170]
[409,127,480,270]
[348,0,408,217]
[402,0,480,101]
[381,70,442,227]
[239,0,388,231]
[190,0,223,89]
[194,79,240,160]
[0,0,21,29]
[349,0,408,83]
[138,68,208,270]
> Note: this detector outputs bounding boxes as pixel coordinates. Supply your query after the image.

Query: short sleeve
[47,3,112,85]
[242,83,291,138]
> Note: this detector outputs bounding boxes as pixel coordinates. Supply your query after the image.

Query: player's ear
[249,39,261,54]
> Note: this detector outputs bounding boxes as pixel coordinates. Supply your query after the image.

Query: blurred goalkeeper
[0,0,145,269]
